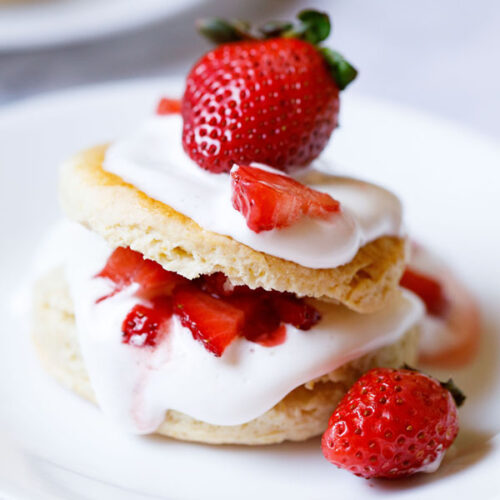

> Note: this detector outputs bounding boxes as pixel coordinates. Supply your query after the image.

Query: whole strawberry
[182,10,357,173]
[321,367,465,479]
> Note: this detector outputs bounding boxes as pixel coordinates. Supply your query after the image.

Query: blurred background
[0,0,499,139]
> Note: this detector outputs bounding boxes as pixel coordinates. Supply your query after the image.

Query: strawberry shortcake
[32,11,427,446]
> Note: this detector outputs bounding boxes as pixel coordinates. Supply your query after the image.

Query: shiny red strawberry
[174,286,245,356]
[156,98,181,115]
[121,298,173,347]
[231,164,340,232]
[400,267,448,316]
[182,10,357,173]
[96,247,187,301]
[321,368,464,479]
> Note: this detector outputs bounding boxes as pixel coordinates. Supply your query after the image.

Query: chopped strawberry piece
[231,165,340,233]
[271,293,321,330]
[96,247,187,301]
[121,297,173,347]
[400,267,448,316]
[228,294,281,341]
[252,324,287,347]
[156,97,181,115]
[405,243,481,367]
[198,272,253,298]
[99,248,322,355]
[174,286,245,356]
[133,258,187,298]
[96,246,143,290]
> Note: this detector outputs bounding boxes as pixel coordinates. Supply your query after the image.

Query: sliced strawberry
[133,258,188,298]
[251,324,287,347]
[121,297,173,347]
[174,286,245,356]
[96,247,187,301]
[100,249,322,355]
[428,274,480,366]
[403,244,481,367]
[227,294,281,342]
[196,272,250,298]
[156,97,181,115]
[96,246,143,291]
[400,267,448,316]
[231,165,340,233]
[271,293,321,330]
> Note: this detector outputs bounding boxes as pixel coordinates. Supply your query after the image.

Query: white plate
[0,0,204,51]
[1,77,499,500]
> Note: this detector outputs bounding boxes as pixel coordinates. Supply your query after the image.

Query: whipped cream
[103,114,403,269]
[61,222,423,433]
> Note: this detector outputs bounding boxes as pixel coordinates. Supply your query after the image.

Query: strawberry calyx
[440,378,466,407]
[197,10,329,44]
[196,10,357,90]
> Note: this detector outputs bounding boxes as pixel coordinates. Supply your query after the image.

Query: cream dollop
[61,222,423,433]
[103,114,403,269]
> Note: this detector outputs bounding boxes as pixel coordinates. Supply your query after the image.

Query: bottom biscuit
[32,268,419,445]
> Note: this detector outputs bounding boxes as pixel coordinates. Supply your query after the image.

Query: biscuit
[32,267,419,445]
[59,146,406,313]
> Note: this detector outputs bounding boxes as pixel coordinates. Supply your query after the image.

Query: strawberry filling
[121,298,173,347]
[96,248,321,356]
[174,286,245,357]
[230,164,341,233]
[95,247,187,302]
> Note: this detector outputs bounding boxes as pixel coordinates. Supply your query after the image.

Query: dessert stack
[33,10,463,479]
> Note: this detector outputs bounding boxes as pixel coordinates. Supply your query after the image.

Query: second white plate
[0,0,204,51]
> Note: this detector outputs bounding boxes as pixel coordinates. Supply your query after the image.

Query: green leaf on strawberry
[291,9,331,44]
[196,18,256,44]
[194,9,357,92]
[320,47,358,90]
